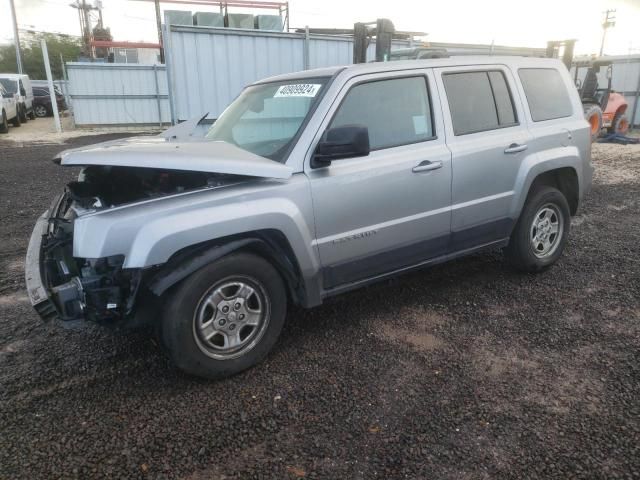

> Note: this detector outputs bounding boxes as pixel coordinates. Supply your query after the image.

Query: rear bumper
[25,211,58,321]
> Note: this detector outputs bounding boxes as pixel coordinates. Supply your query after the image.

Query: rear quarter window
[518,68,573,121]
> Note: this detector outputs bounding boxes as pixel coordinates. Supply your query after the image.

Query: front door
[305,70,452,290]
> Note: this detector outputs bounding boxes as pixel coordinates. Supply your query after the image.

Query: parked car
[0,74,35,122]
[0,83,21,133]
[32,85,67,117]
[26,57,592,379]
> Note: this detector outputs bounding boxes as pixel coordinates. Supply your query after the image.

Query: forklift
[547,40,630,141]
[573,58,630,139]
[351,19,447,63]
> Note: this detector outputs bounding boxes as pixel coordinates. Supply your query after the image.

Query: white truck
[0,82,20,133]
[0,73,35,123]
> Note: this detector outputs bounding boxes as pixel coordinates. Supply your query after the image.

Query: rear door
[435,65,532,251]
[306,70,452,290]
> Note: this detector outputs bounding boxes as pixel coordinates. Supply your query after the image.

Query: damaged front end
[26,192,142,327]
[25,134,294,328]
[26,163,249,328]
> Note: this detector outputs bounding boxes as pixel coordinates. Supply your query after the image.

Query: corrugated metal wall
[165,23,553,123]
[67,63,170,126]
[165,24,419,122]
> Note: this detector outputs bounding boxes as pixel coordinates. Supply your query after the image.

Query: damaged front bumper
[25,195,142,326]
[25,211,59,321]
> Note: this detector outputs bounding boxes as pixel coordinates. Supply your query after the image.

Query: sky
[1,0,640,56]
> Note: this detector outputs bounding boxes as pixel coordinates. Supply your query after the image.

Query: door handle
[412,160,443,173]
[504,143,528,154]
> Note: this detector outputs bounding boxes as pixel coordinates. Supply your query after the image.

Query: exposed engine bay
[39,166,241,326]
[68,165,235,210]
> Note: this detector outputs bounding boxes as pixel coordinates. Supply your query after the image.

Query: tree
[0,32,82,80]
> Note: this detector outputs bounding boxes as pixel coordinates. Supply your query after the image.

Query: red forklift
[547,40,630,141]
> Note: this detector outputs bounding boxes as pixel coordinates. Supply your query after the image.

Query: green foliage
[0,32,82,80]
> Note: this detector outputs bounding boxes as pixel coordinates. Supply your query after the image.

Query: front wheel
[10,111,21,127]
[161,253,287,379]
[505,186,571,272]
[583,104,602,142]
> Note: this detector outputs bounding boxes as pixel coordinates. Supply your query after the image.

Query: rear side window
[518,68,573,121]
[330,76,434,150]
[443,70,517,135]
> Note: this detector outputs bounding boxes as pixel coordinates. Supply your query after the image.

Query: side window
[443,70,517,135]
[518,68,573,121]
[329,76,434,150]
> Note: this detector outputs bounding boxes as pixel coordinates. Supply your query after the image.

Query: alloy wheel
[529,203,564,258]
[192,276,270,360]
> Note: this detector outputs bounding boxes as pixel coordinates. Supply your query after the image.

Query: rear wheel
[611,111,630,135]
[0,110,8,133]
[583,104,602,142]
[18,105,27,123]
[34,104,49,118]
[161,253,287,379]
[505,186,571,272]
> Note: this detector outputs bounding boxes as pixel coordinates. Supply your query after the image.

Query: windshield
[206,77,329,163]
[0,78,17,94]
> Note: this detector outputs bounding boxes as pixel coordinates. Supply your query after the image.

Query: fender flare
[147,236,304,303]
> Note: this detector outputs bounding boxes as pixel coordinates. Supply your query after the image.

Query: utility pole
[70,0,98,59]
[154,0,165,63]
[96,0,103,27]
[42,40,62,133]
[9,0,23,74]
[81,0,94,58]
[600,9,616,56]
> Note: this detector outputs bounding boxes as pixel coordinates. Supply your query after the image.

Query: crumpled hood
[55,136,293,179]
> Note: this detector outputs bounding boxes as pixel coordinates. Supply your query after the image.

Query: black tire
[18,105,27,123]
[505,186,571,272]
[34,104,50,118]
[161,252,287,379]
[0,110,8,133]
[583,104,602,142]
[610,111,630,135]
[10,111,21,127]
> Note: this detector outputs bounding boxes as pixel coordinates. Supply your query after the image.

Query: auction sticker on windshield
[274,84,322,98]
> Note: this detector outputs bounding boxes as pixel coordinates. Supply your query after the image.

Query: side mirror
[312,125,370,168]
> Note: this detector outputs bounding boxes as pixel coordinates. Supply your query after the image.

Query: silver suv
[26,57,592,378]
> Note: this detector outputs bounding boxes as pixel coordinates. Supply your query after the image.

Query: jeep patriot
[26,57,592,378]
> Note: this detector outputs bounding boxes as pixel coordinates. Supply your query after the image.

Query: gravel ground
[1,136,639,479]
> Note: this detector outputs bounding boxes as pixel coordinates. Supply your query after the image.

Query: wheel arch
[526,167,580,216]
[146,229,309,307]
